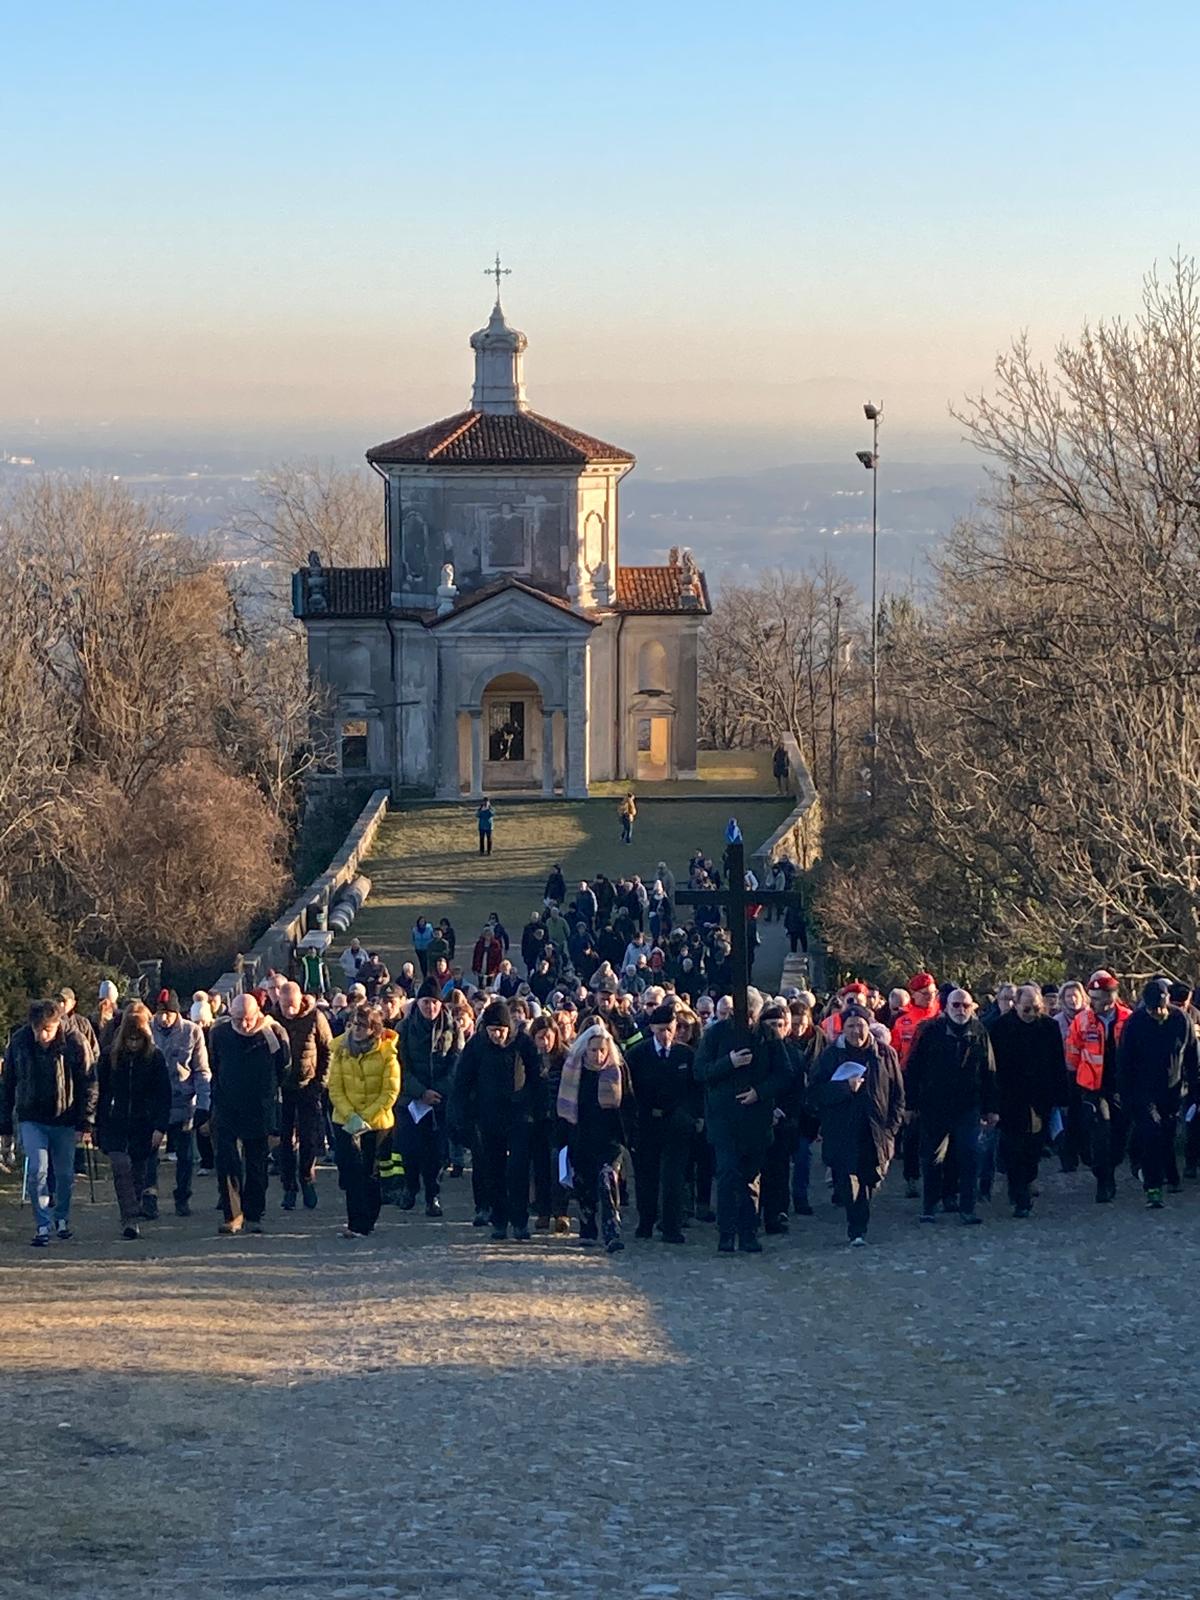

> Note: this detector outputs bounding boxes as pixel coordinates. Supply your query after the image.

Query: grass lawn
[348,795,794,980]
[589,748,781,797]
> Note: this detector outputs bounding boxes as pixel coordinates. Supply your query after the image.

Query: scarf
[557,1057,622,1125]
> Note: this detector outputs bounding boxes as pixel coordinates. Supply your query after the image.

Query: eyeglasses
[947,1001,971,1011]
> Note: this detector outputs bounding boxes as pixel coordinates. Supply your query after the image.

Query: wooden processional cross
[674,819,803,1039]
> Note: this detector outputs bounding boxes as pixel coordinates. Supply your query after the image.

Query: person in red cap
[1065,970,1131,1202]
[891,974,940,1197]
[822,983,870,1044]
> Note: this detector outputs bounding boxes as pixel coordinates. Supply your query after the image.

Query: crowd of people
[3,846,1197,1254]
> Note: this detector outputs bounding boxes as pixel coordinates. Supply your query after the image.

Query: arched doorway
[467,671,558,794]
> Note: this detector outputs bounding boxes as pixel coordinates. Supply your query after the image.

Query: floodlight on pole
[856,402,883,806]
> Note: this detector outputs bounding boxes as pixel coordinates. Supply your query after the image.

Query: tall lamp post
[856,402,882,804]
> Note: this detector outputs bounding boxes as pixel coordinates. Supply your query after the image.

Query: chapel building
[293,294,709,798]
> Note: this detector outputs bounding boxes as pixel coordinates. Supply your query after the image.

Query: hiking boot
[122,1224,142,1240]
[301,1181,318,1209]
[281,1189,298,1212]
[140,1194,159,1221]
[218,1218,244,1235]
[174,1200,191,1217]
[425,1198,443,1219]
[1146,1188,1165,1209]
[717,1236,736,1254]
[54,1220,73,1241]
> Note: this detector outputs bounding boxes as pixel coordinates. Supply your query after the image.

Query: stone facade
[294,297,709,798]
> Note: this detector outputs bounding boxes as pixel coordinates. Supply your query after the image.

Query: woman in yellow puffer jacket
[328,1005,401,1238]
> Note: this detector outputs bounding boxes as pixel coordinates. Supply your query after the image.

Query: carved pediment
[428,583,596,636]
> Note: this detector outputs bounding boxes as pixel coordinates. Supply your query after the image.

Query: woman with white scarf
[557,1023,635,1252]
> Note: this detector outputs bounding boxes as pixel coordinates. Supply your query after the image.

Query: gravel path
[0,1159,1195,1598]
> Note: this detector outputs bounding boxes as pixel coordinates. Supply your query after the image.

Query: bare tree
[226,459,384,572]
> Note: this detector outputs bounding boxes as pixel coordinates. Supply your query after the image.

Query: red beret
[908,972,935,991]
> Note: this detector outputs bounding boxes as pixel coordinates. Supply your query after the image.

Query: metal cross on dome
[484,252,511,297]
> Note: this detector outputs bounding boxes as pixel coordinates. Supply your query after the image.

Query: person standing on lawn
[618,791,637,845]
[477,796,495,855]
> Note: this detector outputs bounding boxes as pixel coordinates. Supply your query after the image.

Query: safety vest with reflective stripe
[1066,1004,1131,1091]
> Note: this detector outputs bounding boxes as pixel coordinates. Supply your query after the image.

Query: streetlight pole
[856,403,883,806]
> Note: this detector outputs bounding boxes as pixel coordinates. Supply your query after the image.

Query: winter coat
[808,1037,905,1182]
[985,1011,1065,1137]
[209,1019,289,1140]
[626,1038,700,1130]
[277,1003,333,1097]
[0,1023,96,1134]
[150,1014,211,1126]
[472,937,503,980]
[96,1041,172,1155]
[398,1005,461,1105]
[545,868,566,905]
[1118,1007,1199,1112]
[892,1000,940,1070]
[905,1015,996,1126]
[521,922,547,971]
[453,1028,544,1134]
[328,1030,401,1132]
[544,911,570,953]
[693,1018,792,1155]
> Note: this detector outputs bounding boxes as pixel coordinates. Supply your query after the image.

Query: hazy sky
[4,1,1199,467]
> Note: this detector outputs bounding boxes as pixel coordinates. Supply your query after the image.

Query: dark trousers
[576,1144,627,1244]
[144,1124,195,1204]
[902,1116,921,1182]
[1084,1093,1128,1190]
[477,1122,531,1230]
[479,829,493,856]
[1001,1129,1042,1209]
[688,1129,714,1211]
[530,1121,569,1219]
[400,1110,442,1203]
[711,1132,766,1243]
[921,1110,981,1216]
[335,1125,383,1234]
[196,1123,214,1171]
[216,1125,269,1223]
[279,1092,324,1191]
[1185,1108,1200,1172]
[1135,1106,1179,1192]
[1057,1080,1086,1172]
[830,1165,874,1240]
[760,1118,796,1226]
[107,1148,151,1223]
[633,1111,690,1237]
[620,816,633,844]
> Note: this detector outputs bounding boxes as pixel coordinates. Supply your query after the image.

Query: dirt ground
[1,1151,1197,1598]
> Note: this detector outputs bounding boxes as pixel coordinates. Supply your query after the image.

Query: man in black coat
[452,1000,543,1241]
[397,980,463,1216]
[209,993,290,1236]
[694,994,792,1253]
[626,1004,700,1244]
[907,988,997,1226]
[986,984,1066,1217]
[1120,979,1200,1207]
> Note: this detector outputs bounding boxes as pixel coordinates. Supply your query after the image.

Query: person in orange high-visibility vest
[892,973,941,1197]
[1065,969,1131,1203]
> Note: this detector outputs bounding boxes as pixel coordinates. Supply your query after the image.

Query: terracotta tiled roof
[426,578,597,628]
[367,409,634,467]
[616,564,711,615]
[294,565,389,617]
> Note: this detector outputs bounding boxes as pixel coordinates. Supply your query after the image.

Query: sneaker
[512,1226,531,1241]
[425,1198,443,1219]
[919,1213,938,1224]
[31,1228,50,1248]
[960,1212,983,1226]
[341,1226,367,1239]
[54,1220,73,1241]
[122,1224,142,1240]
[717,1236,736,1254]
[606,1236,625,1253]
[281,1189,298,1212]
[738,1236,764,1254]
[1146,1188,1165,1209]
[301,1181,319,1209]
[553,1216,571,1234]
[1013,1206,1032,1219]
[197,1166,214,1178]
[218,1218,244,1235]
[248,1220,265,1234]
[472,1208,490,1228]
[490,1226,508,1241]
[140,1194,159,1221]
[849,1235,867,1248]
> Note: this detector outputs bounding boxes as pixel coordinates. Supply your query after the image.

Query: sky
[3,0,1199,471]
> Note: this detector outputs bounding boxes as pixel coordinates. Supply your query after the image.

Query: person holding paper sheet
[985,985,1065,1217]
[808,1004,904,1246]
[397,979,463,1217]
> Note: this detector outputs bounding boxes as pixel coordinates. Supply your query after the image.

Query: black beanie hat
[482,1000,512,1031]
[417,978,442,1001]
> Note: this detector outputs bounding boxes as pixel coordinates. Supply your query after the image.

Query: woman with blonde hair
[96,1001,172,1240]
[327,1005,400,1239]
[557,1022,635,1251]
